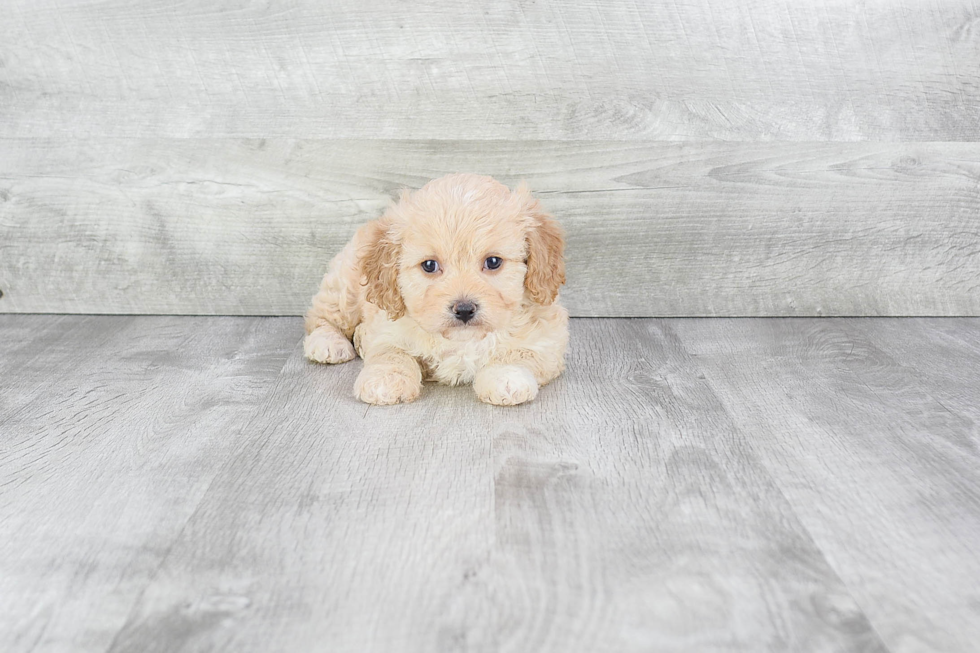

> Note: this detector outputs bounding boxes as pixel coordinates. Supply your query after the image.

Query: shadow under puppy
[304,173,568,406]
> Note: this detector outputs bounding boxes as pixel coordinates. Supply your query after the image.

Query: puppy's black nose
[452,300,478,323]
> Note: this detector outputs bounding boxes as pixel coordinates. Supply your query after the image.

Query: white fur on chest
[356,313,502,386]
[411,332,499,386]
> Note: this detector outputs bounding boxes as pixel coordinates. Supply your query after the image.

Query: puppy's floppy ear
[360,216,406,320]
[520,186,566,305]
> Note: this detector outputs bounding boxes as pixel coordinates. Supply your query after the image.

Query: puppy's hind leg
[304,239,363,365]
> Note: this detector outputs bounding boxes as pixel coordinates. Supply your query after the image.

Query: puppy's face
[361,174,565,340]
[397,209,528,339]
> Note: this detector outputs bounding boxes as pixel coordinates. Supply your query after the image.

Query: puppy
[303,173,568,406]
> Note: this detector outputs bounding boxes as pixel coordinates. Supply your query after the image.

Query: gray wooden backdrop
[2,0,978,316]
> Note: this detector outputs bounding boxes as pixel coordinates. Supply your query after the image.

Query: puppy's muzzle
[451,299,478,324]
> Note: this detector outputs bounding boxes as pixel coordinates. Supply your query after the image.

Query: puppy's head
[361,174,565,340]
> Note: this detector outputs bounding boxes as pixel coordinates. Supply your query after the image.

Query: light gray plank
[2,140,978,317]
[488,319,887,652]
[0,316,139,424]
[672,318,980,653]
[2,0,977,140]
[105,348,497,653]
[834,318,980,423]
[0,316,296,653]
[0,314,79,377]
[105,319,886,652]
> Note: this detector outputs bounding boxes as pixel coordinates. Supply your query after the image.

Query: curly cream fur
[304,173,569,406]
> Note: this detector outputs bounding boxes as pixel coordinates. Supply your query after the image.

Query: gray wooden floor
[1,316,978,653]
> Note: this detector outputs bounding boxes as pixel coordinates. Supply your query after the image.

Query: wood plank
[672,318,980,653]
[0,316,296,653]
[106,319,887,652]
[2,0,977,140]
[0,315,137,421]
[105,347,497,653]
[834,318,980,423]
[488,319,887,652]
[2,140,978,317]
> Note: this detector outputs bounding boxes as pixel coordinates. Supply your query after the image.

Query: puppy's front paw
[474,365,539,406]
[305,327,355,364]
[355,364,422,405]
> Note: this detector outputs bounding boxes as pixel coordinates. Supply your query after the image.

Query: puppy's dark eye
[484,256,503,271]
[421,260,440,274]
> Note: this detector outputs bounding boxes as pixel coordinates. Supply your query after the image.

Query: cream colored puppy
[304,173,568,406]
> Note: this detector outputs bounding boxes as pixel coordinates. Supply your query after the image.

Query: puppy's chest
[416,337,497,386]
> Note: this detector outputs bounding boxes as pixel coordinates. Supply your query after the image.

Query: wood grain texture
[5,315,979,650]
[672,318,980,653]
[833,318,980,424]
[0,315,296,653]
[2,0,978,140]
[487,319,886,652]
[2,140,978,317]
[106,347,498,653]
[99,319,886,652]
